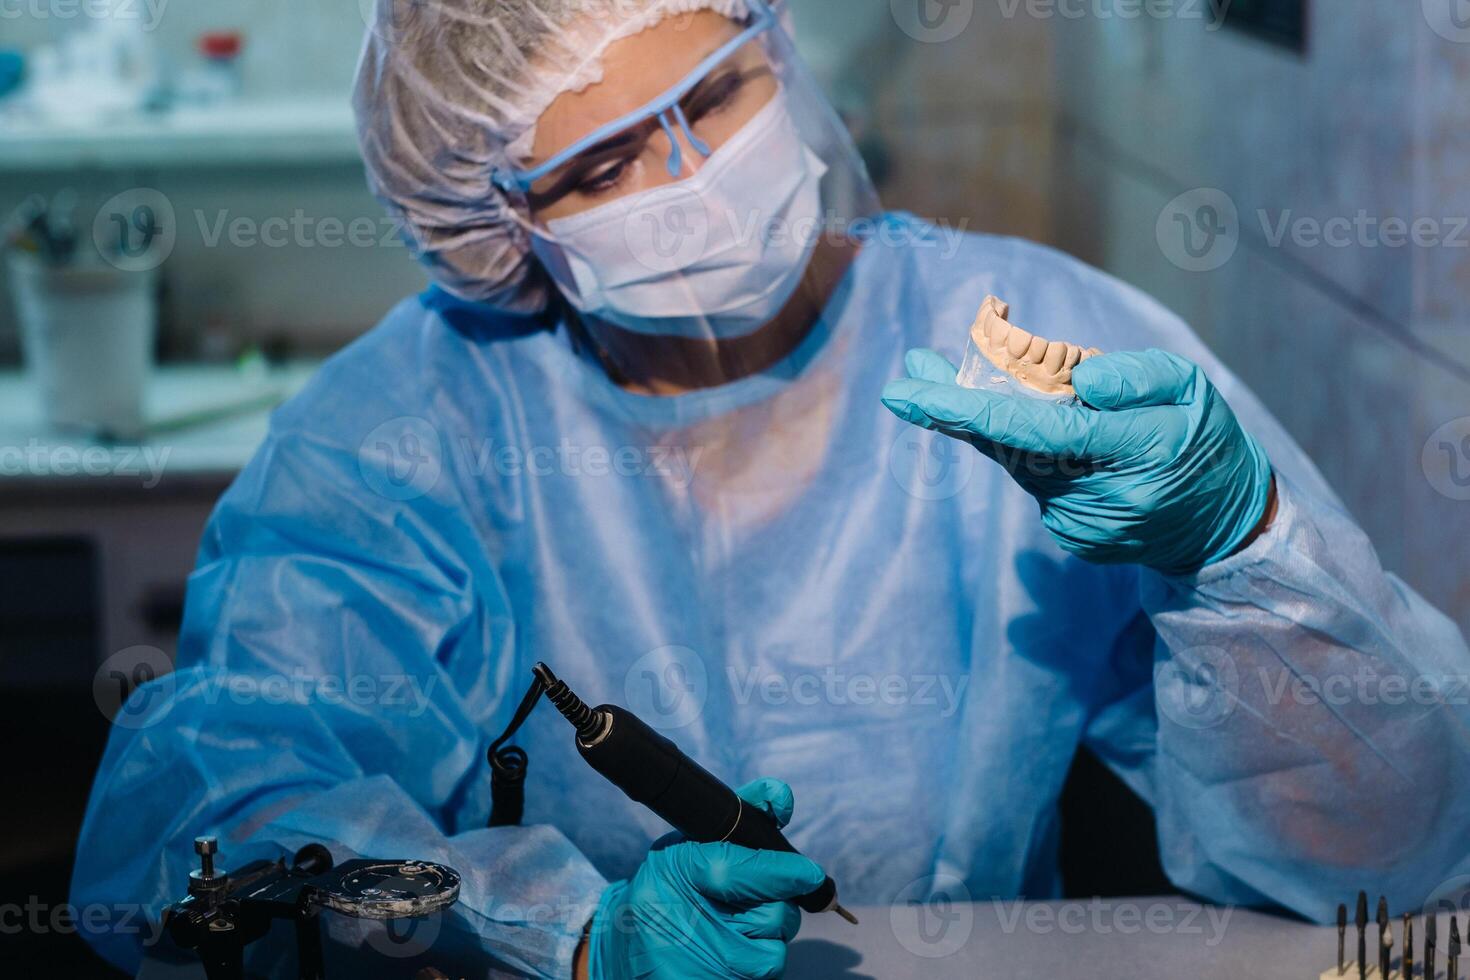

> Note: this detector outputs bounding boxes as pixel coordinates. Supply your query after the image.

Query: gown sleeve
[69,394,607,978]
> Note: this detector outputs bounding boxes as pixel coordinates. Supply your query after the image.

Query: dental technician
[74,2,1470,978]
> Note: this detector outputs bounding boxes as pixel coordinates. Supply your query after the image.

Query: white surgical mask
[537,94,829,340]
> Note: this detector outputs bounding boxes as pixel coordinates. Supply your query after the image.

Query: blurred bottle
[177,31,245,105]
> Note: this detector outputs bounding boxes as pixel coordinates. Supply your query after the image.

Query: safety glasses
[492,0,778,201]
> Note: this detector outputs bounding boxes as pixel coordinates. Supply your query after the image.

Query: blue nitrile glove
[588,777,825,980]
[881,348,1274,575]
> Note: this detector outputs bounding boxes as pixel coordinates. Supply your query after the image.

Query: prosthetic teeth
[969,295,1101,396]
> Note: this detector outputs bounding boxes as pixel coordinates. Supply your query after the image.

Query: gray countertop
[791,897,1341,978]
[134,898,1438,979]
[0,362,316,495]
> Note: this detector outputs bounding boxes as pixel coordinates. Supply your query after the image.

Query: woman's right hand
[583,778,825,980]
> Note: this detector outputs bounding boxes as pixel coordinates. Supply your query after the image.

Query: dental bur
[1378,897,1391,979]
[1404,913,1413,980]
[531,662,858,925]
[1428,909,1439,980]
[1357,892,1368,980]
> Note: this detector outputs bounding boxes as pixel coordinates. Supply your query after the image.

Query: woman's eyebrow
[527,127,652,209]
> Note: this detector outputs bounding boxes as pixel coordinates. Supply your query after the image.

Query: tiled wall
[800,1,1469,633]
[1047,3,1470,632]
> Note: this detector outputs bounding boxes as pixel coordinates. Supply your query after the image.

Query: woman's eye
[576,159,632,197]
[686,73,743,122]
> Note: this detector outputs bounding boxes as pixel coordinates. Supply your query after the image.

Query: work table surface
[791,897,1346,978]
[133,898,1438,979]
[0,362,316,496]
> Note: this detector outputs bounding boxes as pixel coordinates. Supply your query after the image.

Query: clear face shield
[492,0,881,390]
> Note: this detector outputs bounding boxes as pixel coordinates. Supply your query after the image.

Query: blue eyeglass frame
[492,0,778,195]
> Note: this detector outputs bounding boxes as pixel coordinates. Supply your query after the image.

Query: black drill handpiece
[575,703,840,916]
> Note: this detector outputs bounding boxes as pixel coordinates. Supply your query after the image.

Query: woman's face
[527,11,778,222]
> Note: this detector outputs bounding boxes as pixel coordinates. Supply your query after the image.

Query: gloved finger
[726,899,802,942]
[683,843,827,906]
[735,777,795,828]
[903,348,960,384]
[1071,349,1199,410]
[881,378,1095,458]
[725,938,789,980]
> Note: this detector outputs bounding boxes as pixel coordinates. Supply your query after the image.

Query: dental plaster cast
[957,295,1102,401]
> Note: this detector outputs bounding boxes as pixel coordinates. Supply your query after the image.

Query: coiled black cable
[485,673,546,828]
[533,662,604,743]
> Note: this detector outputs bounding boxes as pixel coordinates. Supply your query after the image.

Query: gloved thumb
[1072,350,1199,410]
[903,348,960,385]
[736,777,795,829]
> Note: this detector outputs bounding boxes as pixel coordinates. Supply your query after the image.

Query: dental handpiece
[532,663,858,925]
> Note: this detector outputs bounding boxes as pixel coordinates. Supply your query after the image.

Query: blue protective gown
[73,214,1470,977]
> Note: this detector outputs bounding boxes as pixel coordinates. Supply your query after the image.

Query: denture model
[967,295,1101,397]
